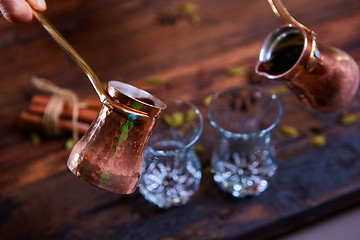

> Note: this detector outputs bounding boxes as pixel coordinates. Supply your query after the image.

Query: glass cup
[139,98,203,208]
[207,86,282,198]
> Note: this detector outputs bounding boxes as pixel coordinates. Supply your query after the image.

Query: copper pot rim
[256,24,314,79]
[108,81,167,112]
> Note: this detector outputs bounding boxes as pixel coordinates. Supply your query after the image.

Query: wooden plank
[1,0,360,239]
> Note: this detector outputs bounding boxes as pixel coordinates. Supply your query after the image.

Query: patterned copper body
[67,81,166,194]
[256,25,360,113]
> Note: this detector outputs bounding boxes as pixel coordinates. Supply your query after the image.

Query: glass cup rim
[207,86,283,138]
[148,97,204,153]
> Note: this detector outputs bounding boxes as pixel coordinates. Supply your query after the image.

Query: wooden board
[1,0,360,239]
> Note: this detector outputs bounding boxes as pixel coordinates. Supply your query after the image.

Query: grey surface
[281,205,360,240]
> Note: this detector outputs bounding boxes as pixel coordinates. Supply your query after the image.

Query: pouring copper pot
[256,0,359,113]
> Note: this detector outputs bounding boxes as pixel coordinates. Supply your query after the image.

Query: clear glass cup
[207,86,282,198]
[139,98,203,208]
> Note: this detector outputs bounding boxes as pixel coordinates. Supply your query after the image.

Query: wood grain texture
[1,0,360,239]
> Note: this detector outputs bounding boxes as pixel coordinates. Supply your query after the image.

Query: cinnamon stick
[31,94,101,109]
[19,110,91,135]
[29,103,99,124]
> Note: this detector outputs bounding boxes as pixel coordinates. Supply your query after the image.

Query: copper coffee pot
[31,10,166,194]
[256,0,360,113]
[67,82,166,194]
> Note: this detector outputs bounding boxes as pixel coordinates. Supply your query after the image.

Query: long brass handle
[32,10,149,123]
[267,0,318,70]
[267,0,312,35]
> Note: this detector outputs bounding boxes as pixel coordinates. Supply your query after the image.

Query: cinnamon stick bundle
[19,94,101,136]
[30,94,100,123]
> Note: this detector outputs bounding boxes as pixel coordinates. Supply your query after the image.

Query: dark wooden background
[1,0,360,239]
